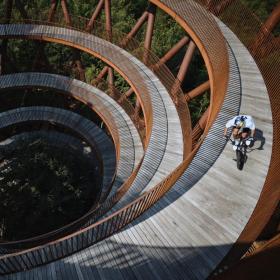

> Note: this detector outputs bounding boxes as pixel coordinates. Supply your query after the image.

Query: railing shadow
[254,128,266,150]
[4,240,275,280]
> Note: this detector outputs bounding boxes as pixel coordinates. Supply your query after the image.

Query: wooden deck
[0,106,116,193]
[0,73,143,200]
[0,25,185,211]
[0,1,274,278]
[1,14,273,280]
[0,130,99,168]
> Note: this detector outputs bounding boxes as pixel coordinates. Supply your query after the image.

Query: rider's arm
[224,127,228,137]
[224,118,235,137]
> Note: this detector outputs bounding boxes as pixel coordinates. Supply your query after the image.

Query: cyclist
[224,115,255,146]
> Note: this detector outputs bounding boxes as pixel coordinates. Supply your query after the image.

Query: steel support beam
[185,81,210,102]
[251,2,280,57]
[170,40,196,101]
[118,87,134,103]
[143,4,157,64]
[144,4,157,50]
[104,0,112,41]
[122,11,149,46]
[107,67,115,97]
[153,36,189,70]
[92,66,109,85]
[176,41,196,83]
[61,0,71,25]
[86,0,105,32]
[48,0,58,22]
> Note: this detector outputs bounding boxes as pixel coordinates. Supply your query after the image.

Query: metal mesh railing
[0,9,192,157]
[0,0,229,274]
[194,0,280,272]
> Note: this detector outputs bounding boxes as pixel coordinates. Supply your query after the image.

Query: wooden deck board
[0,73,143,200]
[0,3,273,279]
[0,24,184,211]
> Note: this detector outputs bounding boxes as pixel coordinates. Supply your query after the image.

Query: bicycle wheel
[236,150,245,170]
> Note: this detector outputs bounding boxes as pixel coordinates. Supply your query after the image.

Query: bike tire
[236,150,244,170]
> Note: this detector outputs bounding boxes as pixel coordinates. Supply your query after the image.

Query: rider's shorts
[233,126,251,134]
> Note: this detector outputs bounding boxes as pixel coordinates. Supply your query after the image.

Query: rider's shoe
[246,137,254,147]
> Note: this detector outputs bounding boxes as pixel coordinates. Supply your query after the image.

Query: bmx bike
[227,137,253,170]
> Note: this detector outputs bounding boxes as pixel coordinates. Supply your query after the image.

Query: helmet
[234,116,245,128]
[235,120,244,128]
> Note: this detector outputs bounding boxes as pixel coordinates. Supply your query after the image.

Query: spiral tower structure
[0,0,279,279]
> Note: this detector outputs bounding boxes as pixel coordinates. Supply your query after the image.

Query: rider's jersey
[225,115,256,130]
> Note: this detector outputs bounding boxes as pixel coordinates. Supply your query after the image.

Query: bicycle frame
[228,137,248,170]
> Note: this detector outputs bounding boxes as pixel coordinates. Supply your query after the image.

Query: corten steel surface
[0,23,175,256]
[150,0,229,138]
[0,22,182,258]
[0,1,229,274]
[213,234,280,279]
[0,25,153,151]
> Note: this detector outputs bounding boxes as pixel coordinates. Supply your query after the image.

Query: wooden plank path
[0,24,185,205]
[0,130,100,168]
[0,106,116,195]
[2,14,273,279]
[0,73,143,200]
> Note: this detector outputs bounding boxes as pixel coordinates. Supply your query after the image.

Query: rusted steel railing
[193,0,280,275]
[0,0,229,273]
[0,9,192,157]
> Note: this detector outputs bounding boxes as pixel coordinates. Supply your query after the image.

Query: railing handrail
[0,1,229,273]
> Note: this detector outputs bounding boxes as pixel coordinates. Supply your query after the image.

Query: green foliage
[0,139,99,241]
[151,9,185,58]
[241,0,278,21]
[188,92,210,127]
[241,0,280,35]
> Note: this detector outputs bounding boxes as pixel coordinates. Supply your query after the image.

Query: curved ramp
[1,7,271,280]
[0,72,143,199]
[8,21,270,280]
[0,131,99,166]
[0,23,185,203]
[0,0,275,278]
[0,106,116,192]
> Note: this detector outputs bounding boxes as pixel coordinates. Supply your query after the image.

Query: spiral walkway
[0,0,279,279]
[0,72,144,201]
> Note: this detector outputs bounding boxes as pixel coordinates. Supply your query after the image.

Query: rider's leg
[242,128,254,147]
